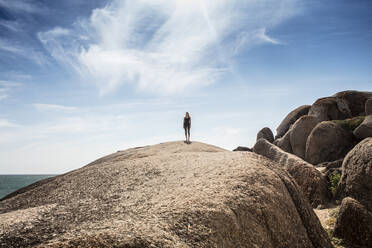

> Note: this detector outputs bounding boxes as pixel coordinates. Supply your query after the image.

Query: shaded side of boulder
[333,90,372,117]
[290,115,319,159]
[256,127,274,143]
[275,105,311,139]
[308,97,349,122]
[353,115,372,140]
[273,129,292,153]
[366,98,372,115]
[338,138,372,211]
[305,121,355,165]
[253,139,331,207]
[232,146,252,152]
[333,197,372,248]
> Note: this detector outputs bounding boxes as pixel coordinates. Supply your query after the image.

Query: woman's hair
[185,112,190,118]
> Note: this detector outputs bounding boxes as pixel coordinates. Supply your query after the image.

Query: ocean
[0,175,57,199]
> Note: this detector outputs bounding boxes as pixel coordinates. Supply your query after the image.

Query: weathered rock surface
[290,115,319,159]
[366,98,372,115]
[333,197,372,248]
[308,97,348,122]
[275,105,311,139]
[273,129,293,153]
[0,141,332,248]
[253,139,331,207]
[333,90,372,117]
[338,138,372,211]
[305,121,355,165]
[256,127,274,143]
[353,115,372,140]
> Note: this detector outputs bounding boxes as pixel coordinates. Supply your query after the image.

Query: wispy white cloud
[0,80,21,101]
[0,39,24,55]
[0,0,45,14]
[0,20,22,32]
[39,0,300,95]
[33,103,78,113]
[0,38,50,65]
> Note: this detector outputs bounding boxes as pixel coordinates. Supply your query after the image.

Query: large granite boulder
[308,97,349,122]
[273,129,292,153]
[353,115,372,140]
[0,141,332,248]
[290,115,319,159]
[305,121,355,165]
[275,105,310,139]
[256,127,274,143]
[338,138,372,211]
[366,98,372,115]
[333,197,372,248]
[333,90,372,117]
[253,139,331,207]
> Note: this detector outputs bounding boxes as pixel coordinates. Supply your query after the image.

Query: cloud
[0,38,50,65]
[0,0,45,14]
[39,0,300,94]
[33,103,78,113]
[0,80,21,101]
[0,119,18,128]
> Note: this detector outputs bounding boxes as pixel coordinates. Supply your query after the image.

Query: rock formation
[366,98,372,115]
[232,146,252,152]
[333,197,372,248]
[290,115,319,159]
[338,137,372,211]
[332,90,372,117]
[253,139,331,207]
[273,129,293,153]
[0,141,332,248]
[251,90,372,247]
[305,121,355,165]
[308,97,348,122]
[256,127,274,143]
[275,105,310,139]
[353,115,372,140]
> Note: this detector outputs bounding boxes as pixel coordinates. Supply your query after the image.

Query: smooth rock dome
[0,141,331,248]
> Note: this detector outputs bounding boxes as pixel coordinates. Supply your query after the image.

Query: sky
[0,0,371,174]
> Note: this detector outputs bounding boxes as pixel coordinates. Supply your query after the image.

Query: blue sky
[0,0,371,174]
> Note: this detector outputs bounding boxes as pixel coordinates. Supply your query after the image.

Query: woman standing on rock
[183,112,191,143]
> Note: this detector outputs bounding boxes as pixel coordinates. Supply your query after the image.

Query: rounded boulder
[275,105,310,139]
[338,137,372,211]
[353,115,372,140]
[290,115,319,159]
[256,127,274,143]
[308,97,348,122]
[305,121,355,165]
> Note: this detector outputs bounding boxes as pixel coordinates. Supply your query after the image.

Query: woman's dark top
[183,117,191,129]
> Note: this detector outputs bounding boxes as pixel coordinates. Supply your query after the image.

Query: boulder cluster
[254,90,372,247]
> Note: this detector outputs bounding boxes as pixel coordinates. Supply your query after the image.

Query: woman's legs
[184,126,190,142]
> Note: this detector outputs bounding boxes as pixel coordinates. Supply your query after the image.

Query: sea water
[0,175,57,199]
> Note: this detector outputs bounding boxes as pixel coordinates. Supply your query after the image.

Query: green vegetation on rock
[329,172,341,197]
[326,207,345,248]
[332,116,365,132]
